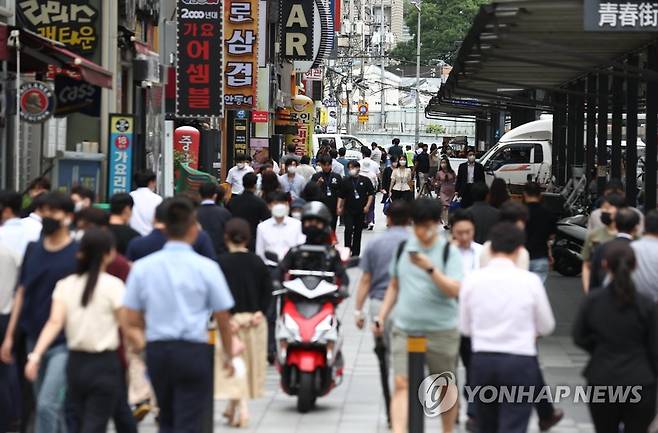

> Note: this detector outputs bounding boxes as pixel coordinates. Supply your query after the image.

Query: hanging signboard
[17,0,100,56]
[20,81,55,124]
[108,114,134,196]
[176,0,223,118]
[54,75,101,117]
[280,0,314,61]
[584,0,658,31]
[224,0,259,109]
[287,0,333,73]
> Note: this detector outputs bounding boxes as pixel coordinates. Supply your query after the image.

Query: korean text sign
[584,0,658,31]
[224,0,259,109]
[108,114,134,196]
[176,0,223,117]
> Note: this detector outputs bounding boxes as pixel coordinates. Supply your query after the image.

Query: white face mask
[287,166,297,174]
[74,202,84,212]
[349,168,359,177]
[271,203,289,218]
[399,160,407,167]
[237,162,245,169]
[316,165,323,173]
[291,211,303,220]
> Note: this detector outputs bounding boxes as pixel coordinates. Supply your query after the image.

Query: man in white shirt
[370,142,382,165]
[0,191,41,259]
[0,241,19,430]
[296,155,317,183]
[129,170,163,236]
[460,222,555,433]
[449,210,482,430]
[256,192,305,265]
[278,160,306,200]
[226,153,255,196]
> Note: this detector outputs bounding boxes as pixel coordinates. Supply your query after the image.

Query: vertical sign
[280,0,315,61]
[584,0,658,31]
[286,94,315,156]
[224,0,259,108]
[174,126,200,169]
[233,109,249,158]
[176,0,223,117]
[108,114,134,196]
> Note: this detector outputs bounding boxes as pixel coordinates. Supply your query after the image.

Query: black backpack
[394,239,451,273]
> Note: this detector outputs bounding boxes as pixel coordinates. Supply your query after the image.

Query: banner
[224,0,259,109]
[280,0,314,61]
[54,75,101,117]
[108,114,134,196]
[285,94,315,156]
[174,126,200,170]
[176,0,223,117]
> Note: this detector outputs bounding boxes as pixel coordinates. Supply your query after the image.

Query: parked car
[312,134,365,160]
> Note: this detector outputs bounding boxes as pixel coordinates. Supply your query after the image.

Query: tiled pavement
[135,203,595,433]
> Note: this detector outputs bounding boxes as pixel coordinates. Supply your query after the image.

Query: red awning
[4,26,113,89]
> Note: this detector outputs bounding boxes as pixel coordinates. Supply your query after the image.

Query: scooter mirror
[346,256,360,268]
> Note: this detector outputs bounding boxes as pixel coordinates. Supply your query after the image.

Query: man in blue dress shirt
[123,197,234,433]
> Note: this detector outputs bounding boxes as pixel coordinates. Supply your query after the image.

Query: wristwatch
[426,267,435,275]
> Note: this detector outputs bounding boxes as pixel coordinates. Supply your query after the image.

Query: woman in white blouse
[25,228,130,433]
[389,157,414,202]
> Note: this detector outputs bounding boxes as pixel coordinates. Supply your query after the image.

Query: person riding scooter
[279,201,349,291]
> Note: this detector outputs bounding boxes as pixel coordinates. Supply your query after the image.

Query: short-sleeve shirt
[525,203,557,259]
[582,227,616,262]
[360,226,409,300]
[311,171,342,214]
[53,273,125,352]
[19,240,79,344]
[389,235,463,332]
[338,175,375,214]
[123,241,234,343]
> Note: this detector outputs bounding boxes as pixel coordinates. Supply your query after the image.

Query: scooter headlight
[311,315,334,343]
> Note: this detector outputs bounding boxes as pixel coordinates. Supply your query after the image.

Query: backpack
[394,238,451,274]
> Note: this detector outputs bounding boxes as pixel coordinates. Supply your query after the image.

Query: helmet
[301,201,332,226]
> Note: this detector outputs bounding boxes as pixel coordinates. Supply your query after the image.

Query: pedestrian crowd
[0,137,657,433]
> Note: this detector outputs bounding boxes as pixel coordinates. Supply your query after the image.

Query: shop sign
[176,0,223,117]
[54,75,101,117]
[224,0,259,109]
[252,110,268,122]
[584,0,658,31]
[304,68,322,81]
[285,94,315,156]
[108,114,134,196]
[20,81,55,123]
[17,0,100,56]
[280,0,314,61]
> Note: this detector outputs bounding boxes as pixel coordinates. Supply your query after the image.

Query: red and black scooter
[267,246,356,413]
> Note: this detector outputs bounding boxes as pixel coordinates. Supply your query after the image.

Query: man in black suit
[227,173,271,251]
[197,182,232,255]
[466,182,500,244]
[455,149,485,208]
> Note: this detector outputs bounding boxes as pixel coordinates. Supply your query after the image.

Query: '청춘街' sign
[584,0,658,31]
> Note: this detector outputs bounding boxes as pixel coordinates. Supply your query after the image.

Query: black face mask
[600,211,613,226]
[41,217,63,235]
[304,226,329,245]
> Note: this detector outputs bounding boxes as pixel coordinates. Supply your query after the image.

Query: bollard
[408,335,427,433]
[202,329,216,433]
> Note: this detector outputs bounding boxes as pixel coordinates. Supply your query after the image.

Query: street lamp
[346,82,353,134]
[411,0,421,146]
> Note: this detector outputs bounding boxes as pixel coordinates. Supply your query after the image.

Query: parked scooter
[266,248,358,413]
[552,214,588,277]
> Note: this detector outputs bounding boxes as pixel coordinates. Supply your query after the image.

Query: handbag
[383,197,392,214]
[448,196,462,213]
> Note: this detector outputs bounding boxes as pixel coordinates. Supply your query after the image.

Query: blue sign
[108,114,134,196]
[236,109,247,119]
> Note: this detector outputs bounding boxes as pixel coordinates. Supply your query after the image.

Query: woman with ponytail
[24,228,128,433]
[573,240,658,432]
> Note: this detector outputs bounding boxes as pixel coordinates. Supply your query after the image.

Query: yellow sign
[286,94,315,156]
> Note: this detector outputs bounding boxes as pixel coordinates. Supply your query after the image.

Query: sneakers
[539,408,564,431]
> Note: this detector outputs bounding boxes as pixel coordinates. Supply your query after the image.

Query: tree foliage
[390,0,488,66]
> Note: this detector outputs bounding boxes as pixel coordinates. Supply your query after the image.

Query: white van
[452,115,646,189]
[312,134,365,160]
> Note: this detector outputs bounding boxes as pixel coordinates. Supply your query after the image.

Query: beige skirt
[214,312,268,400]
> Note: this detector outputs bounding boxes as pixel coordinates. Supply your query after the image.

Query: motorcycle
[552,214,588,277]
[266,247,358,413]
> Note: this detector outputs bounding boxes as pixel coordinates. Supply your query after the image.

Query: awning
[5,26,112,89]
[427,0,658,116]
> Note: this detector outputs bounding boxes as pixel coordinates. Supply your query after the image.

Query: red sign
[252,111,268,123]
[174,126,201,170]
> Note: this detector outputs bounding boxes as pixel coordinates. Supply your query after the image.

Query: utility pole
[414,0,421,146]
[380,0,386,130]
